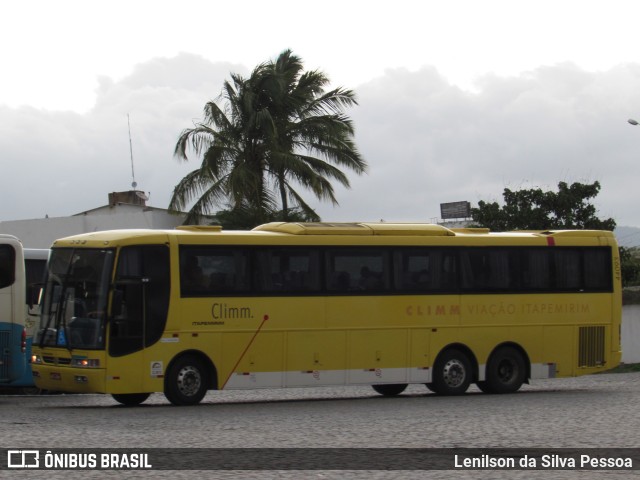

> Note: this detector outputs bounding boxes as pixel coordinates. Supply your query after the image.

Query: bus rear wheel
[481,346,526,394]
[112,393,150,406]
[430,349,472,395]
[164,355,208,406]
[372,384,407,396]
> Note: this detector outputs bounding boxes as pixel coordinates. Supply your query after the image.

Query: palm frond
[172,50,366,223]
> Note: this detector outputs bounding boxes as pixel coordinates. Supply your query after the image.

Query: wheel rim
[177,365,202,397]
[442,359,467,388]
[497,359,517,383]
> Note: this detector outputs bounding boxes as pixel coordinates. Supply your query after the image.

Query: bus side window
[331,271,351,291]
[522,249,551,290]
[438,251,458,291]
[181,254,208,293]
[394,250,430,292]
[554,249,581,290]
[109,245,170,357]
[179,247,249,296]
[25,258,46,310]
[256,249,321,293]
[326,249,389,293]
[0,245,16,289]
[583,248,612,291]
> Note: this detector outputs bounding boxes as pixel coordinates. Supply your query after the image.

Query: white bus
[0,235,27,384]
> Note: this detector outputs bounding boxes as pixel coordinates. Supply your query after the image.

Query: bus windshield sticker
[57,329,67,346]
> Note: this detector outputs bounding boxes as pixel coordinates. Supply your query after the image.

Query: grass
[605,363,640,373]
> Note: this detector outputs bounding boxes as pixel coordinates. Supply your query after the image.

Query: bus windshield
[36,248,114,350]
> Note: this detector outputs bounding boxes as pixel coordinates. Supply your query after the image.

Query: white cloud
[0,54,246,221]
[315,62,640,224]
[1,54,640,230]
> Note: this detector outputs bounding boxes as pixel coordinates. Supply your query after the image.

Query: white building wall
[0,205,188,248]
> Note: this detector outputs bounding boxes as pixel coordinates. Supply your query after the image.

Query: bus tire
[164,355,208,406]
[484,346,526,394]
[112,393,150,406]
[431,349,472,395]
[372,384,407,396]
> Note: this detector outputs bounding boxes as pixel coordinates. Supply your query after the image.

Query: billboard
[440,201,471,220]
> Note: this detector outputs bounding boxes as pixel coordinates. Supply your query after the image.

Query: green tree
[264,50,366,220]
[170,67,275,225]
[170,50,367,225]
[471,181,616,231]
[210,203,320,230]
[620,246,640,287]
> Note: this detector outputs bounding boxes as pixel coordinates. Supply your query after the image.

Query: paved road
[2,373,640,479]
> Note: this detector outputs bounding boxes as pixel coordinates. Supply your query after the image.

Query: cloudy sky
[2,1,640,235]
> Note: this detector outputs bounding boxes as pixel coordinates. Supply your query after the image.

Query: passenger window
[461,248,515,292]
[179,247,249,296]
[0,245,16,289]
[395,249,458,293]
[25,258,46,308]
[326,249,389,293]
[521,249,551,291]
[554,249,581,290]
[583,248,612,291]
[255,249,320,293]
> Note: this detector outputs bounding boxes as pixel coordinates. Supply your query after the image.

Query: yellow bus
[31,222,621,406]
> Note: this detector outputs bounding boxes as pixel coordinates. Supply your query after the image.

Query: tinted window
[255,248,321,293]
[326,249,390,293]
[554,249,581,290]
[180,247,250,296]
[459,247,612,293]
[25,258,46,303]
[0,244,16,289]
[461,248,518,292]
[583,248,612,291]
[394,249,458,292]
[521,249,551,290]
[175,244,612,297]
[110,245,170,357]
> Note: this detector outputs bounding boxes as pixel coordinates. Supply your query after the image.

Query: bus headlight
[71,358,100,368]
[31,355,42,364]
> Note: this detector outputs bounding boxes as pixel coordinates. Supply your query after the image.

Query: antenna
[127,114,137,189]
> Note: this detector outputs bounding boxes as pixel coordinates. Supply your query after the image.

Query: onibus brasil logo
[6,449,152,469]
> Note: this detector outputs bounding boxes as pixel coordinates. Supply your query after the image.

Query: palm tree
[263,50,367,220]
[170,50,366,225]
[170,67,274,224]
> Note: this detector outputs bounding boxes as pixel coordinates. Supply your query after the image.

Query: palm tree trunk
[278,171,288,220]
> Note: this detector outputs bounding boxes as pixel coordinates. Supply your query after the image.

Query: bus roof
[253,222,458,236]
[48,223,616,248]
[0,234,21,243]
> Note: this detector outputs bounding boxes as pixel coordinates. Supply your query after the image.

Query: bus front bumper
[32,364,106,393]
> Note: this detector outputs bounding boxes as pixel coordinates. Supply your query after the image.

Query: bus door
[108,245,170,392]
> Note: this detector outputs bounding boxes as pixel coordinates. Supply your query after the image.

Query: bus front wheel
[372,384,407,396]
[112,393,150,406]
[164,355,208,406]
[480,346,526,394]
[430,349,472,395]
